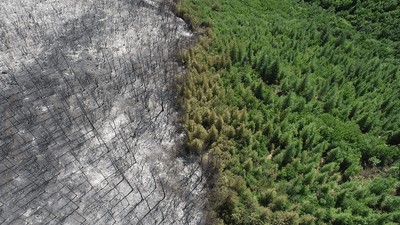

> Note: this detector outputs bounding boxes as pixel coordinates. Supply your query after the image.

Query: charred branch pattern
[0,0,205,224]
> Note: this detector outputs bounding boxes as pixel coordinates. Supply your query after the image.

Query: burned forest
[0,0,206,224]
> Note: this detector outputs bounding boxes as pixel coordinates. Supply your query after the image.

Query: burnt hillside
[0,0,205,224]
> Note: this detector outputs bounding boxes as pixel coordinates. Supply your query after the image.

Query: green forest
[175,0,400,224]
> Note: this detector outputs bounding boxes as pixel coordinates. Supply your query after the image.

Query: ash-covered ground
[0,0,206,224]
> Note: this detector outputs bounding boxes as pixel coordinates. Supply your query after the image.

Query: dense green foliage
[304,0,400,43]
[177,0,400,224]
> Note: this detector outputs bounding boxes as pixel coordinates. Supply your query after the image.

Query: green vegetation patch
[177,0,400,224]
